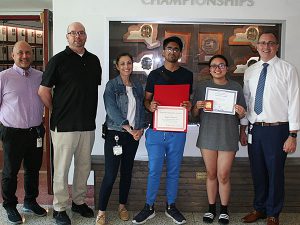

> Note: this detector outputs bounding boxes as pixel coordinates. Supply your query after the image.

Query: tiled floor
[0,206,299,225]
[0,172,299,224]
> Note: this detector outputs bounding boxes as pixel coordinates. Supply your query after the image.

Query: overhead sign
[141,0,255,6]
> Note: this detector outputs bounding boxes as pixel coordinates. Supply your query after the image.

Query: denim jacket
[103,75,146,131]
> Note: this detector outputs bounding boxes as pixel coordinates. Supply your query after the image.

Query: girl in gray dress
[192,55,246,224]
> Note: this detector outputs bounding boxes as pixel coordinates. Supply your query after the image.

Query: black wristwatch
[289,133,297,138]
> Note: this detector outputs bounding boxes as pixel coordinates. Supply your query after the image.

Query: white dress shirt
[241,56,300,131]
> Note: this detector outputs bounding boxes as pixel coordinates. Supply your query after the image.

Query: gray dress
[192,79,246,151]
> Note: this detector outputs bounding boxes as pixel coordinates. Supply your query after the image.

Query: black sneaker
[132,203,155,224]
[71,202,94,218]
[203,212,215,223]
[53,210,71,225]
[5,207,22,224]
[23,201,47,217]
[218,213,229,224]
[165,203,186,224]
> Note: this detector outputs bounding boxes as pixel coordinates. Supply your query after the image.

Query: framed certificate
[7,26,17,42]
[0,26,7,42]
[35,30,43,44]
[17,28,26,41]
[35,47,43,61]
[31,47,36,61]
[0,46,8,61]
[153,106,187,132]
[204,87,237,115]
[7,46,14,61]
[27,29,35,44]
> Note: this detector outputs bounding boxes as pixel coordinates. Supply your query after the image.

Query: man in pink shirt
[0,41,46,224]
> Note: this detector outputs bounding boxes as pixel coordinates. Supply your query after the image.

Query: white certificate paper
[153,106,187,132]
[204,87,237,115]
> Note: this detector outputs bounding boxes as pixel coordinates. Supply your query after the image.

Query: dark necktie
[23,70,29,77]
[254,63,269,115]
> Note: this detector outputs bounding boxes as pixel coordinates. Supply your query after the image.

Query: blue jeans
[145,129,186,206]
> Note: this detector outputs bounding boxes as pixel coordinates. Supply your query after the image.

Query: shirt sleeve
[240,72,250,126]
[287,65,300,131]
[103,81,128,127]
[40,57,57,88]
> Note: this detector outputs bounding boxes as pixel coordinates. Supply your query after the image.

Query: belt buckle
[261,122,265,127]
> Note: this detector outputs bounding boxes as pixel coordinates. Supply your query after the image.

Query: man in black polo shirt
[38,22,102,225]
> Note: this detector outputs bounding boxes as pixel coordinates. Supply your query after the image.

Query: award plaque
[234,56,259,74]
[198,32,223,63]
[133,52,154,75]
[123,23,160,49]
[229,26,260,49]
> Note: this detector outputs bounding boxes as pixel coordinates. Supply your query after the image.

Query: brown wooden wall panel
[92,156,300,212]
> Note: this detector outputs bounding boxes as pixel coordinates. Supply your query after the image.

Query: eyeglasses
[67,31,86,37]
[257,41,277,47]
[165,47,180,53]
[210,63,227,70]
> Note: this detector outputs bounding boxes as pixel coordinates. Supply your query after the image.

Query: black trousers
[0,124,44,208]
[98,130,139,211]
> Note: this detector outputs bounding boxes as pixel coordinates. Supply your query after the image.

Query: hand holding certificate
[153,84,190,132]
[204,87,237,115]
[154,106,187,132]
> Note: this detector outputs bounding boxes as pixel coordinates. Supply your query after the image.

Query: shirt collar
[13,64,32,77]
[260,55,278,67]
[65,46,87,56]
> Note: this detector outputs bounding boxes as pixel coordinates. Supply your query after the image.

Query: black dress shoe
[23,201,47,217]
[5,207,22,224]
[71,202,94,218]
[53,210,71,225]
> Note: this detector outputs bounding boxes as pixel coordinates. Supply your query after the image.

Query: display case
[109,21,281,86]
[0,24,43,71]
[109,20,281,124]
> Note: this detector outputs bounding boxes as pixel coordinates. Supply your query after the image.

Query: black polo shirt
[41,46,102,132]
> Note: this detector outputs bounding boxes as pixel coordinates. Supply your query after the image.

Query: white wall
[52,0,300,163]
[1,0,299,184]
[51,0,300,183]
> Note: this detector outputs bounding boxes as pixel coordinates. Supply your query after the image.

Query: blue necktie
[254,63,269,115]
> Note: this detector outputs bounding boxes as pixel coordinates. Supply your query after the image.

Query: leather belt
[253,122,289,127]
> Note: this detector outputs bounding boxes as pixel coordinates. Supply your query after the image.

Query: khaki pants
[51,129,95,211]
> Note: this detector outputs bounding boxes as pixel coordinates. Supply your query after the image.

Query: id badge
[113,145,122,155]
[37,138,43,148]
[248,133,252,144]
[248,124,253,144]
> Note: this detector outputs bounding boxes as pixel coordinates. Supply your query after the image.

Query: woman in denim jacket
[96,53,145,225]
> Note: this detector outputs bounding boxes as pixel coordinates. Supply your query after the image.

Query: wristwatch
[289,133,297,138]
